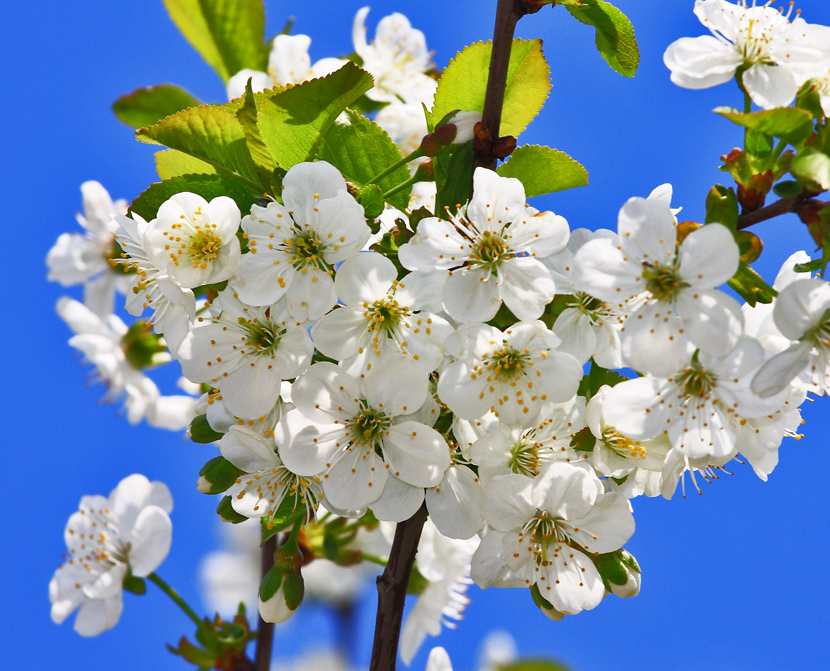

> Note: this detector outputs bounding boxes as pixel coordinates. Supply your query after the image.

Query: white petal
[128,507,173,577]
[370,476,425,521]
[383,422,449,487]
[679,224,738,287]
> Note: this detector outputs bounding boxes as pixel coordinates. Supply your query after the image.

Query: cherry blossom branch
[479,0,541,171]
[368,503,429,671]
[254,534,277,671]
[736,195,829,230]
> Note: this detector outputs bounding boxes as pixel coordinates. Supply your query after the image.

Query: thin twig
[736,196,802,229]
[368,503,429,671]
[254,535,277,671]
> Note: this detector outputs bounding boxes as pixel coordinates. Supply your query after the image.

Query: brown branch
[369,503,429,671]
[478,0,540,171]
[254,535,277,671]
[736,196,802,230]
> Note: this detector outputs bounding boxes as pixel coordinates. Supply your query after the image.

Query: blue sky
[3,1,829,669]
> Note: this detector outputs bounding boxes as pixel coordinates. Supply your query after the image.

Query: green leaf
[358,184,386,219]
[714,106,814,145]
[796,79,826,119]
[434,142,474,217]
[578,362,627,400]
[137,105,265,192]
[497,145,588,196]
[113,85,201,129]
[130,174,260,221]
[236,79,279,181]
[563,0,639,77]
[155,149,218,180]
[790,148,830,192]
[190,415,225,444]
[431,39,550,137]
[773,180,803,198]
[257,63,374,169]
[162,0,266,82]
[745,129,773,158]
[570,426,596,453]
[198,456,244,495]
[498,661,571,671]
[705,185,738,230]
[318,109,412,210]
[728,262,777,306]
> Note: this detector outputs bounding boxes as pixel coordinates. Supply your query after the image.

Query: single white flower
[276,356,450,514]
[232,161,369,321]
[572,197,743,377]
[226,33,346,100]
[47,181,128,317]
[471,463,635,615]
[50,474,173,637]
[438,321,582,427]
[176,289,313,419]
[143,192,241,289]
[664,0,830,109]
[352,7,437,105]
[311,252,453,376]
[400,168,569,323]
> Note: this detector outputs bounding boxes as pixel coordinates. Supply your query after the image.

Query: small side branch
[254,535,277,671]
[369,504,429,671]
[737,196,802,229]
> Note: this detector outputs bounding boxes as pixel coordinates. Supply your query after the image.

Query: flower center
[240,318,284,356]
[518,512,569,564]
[364,296,409,334]
[187,229,223,269]
[469,230,513,271]
[483,344,530,382]
[286,228,331,273]
[642,262,686,302]
[509,438,541,477]
[802,308,830,350]
[677,362,717,398]
[601,427,647,460]
[347,404,391,448]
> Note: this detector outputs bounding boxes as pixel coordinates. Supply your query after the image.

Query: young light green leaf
[496,145,588,196]
[257,62,374,169]
[728,262,777,306]
[130,174,260,222]
[714,106,814,145]
[155,150,217,180]
[563,0,639,78]
[790,148,830,192]
[705,185,738,230]
[162,0,266,82]
[112,85,201,129]
[137,105,264,191]
[431,40,550,137]
[236,79,279,183]
[318,109,412,210]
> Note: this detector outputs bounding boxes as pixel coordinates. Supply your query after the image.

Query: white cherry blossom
[50,474,173,636]
[232,161,369,321]
[664,0,830,109]
[399,168,569,323]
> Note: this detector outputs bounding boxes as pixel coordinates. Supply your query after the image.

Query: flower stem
[360,552,389,567]
[369,148,425,185]
[254,534,278,671]
[368,503,428,671]
[147,573,202,628]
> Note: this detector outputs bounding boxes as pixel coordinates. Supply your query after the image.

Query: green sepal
[496,145,588,196]
[167,636,218,668]
[591,550,629,588]
[198,456,244,495]
[281,571,304,611]
[714,106,814,146]
[190,415,225,444]
[136,104,267,193]
[431,39,550,138]
[794,257,827,274]
[318,109,412,210]
[728,262,777,306]
[129,174,260,222]
[216,495,249,524]
[562,0,639,78]
[434,142,474,217]
[259,498,308,543]
[122,574,147,595]
[113,85,201,129]
[790,148,830,193]
[569,427,596,454]
[257,62,374,169]
[258,565,284,603]
[323,531,340,561]
[120,320,168,369]
[577,362,627,400]
[773,180,803,198]
[705,185,738,230]
[796,79,826,119]
[736,230,763,264]
[161,0,267,82]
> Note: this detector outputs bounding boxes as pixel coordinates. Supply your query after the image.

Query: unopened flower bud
[530,584,566,621]
[258,539,305,623]
[608,550,641,599]
[420,111,482,156]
